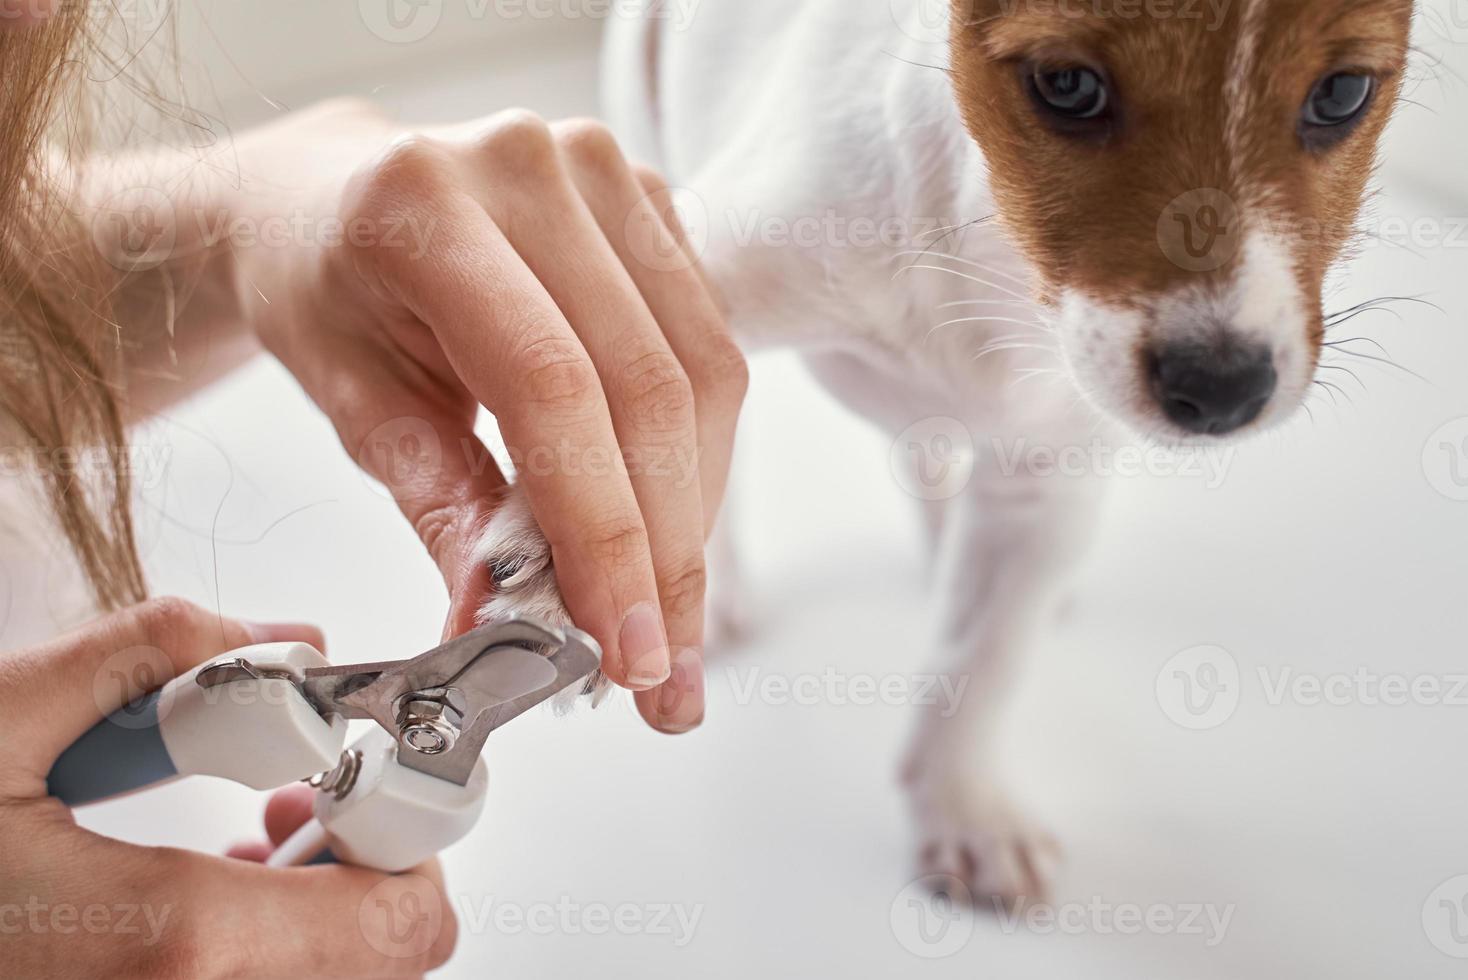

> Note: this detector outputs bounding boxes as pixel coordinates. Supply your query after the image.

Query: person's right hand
[0,597,458,978]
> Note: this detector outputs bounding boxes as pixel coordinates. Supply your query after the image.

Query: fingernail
[657,646,704,732]
[619,601,671,688]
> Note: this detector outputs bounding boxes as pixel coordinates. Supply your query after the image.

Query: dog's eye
[1035,69,1106,117]
[1302,73,1375,128]
[1028,66,1109,121]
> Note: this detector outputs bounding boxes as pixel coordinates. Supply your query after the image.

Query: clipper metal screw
[395,692,463,755]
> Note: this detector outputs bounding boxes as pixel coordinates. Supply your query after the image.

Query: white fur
[1060,228,1311,441]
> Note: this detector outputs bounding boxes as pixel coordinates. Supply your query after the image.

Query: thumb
[0,596,323,780]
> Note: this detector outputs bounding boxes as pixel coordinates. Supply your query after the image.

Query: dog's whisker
[1324,294,1439,325]
[893,249,1031,288]
[1316,362,1368,391]
[937,298,1037,310]
[894,263,1032,302]
[1325,305,1405,329]
[1353,228,1425,259]
[1323,347,1428,383]
[1323,335,1393,358]
[1313,378,1353,407]
[1005,367,1064,392]
[970,341,1057,363]
[923,317,1045,345]
[912,215,997,251]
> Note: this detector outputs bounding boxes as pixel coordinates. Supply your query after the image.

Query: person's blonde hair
[0,6,152,610]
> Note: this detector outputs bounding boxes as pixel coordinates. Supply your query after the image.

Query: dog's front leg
[903,464,1101,904]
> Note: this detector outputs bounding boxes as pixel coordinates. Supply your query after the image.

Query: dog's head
[948,0,1412,440]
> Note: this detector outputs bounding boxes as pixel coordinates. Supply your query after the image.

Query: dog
[475,0,1414,903]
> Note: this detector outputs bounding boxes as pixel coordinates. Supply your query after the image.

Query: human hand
[0,597,457,978]
[235,103,745,733]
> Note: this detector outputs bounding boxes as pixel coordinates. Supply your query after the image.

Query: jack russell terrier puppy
[474,0,1414,903]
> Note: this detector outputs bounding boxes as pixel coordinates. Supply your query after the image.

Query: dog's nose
[1148,340,1277,436]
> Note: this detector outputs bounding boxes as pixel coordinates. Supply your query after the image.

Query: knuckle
[342,136,452,275]
[619,351,694,433]
[412,502,462,569]
[555,118,627,176]
[582,516,650,569]
[519,337,602,416]
[132,596,206,651]
[693,334,750,408]
[477,108,560,181]
[658,559,708,622]
[356,135,453,207]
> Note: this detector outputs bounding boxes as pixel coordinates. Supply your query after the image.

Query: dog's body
[605,0,1102,899]
[480,0,1413,901]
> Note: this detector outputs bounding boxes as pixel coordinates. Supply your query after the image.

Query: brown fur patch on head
[947,0,1412,323]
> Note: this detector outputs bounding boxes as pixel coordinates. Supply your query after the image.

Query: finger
[226,841,274,862]
[306,344,507,637]
[554,131,747,732]
[554,125,747,529]
[354,129,668,691]
[226,784,320,863]
[135,847,457,978]
[265,783,319,846]
[475,121,713,709]
[634,644,707,734]
[0,597,323,776]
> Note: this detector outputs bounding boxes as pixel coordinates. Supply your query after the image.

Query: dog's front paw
[470,487,568,628]
[470,487,610,704]
[906,770,1060,908]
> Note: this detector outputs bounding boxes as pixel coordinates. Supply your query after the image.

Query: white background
[2,2,1465,978]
